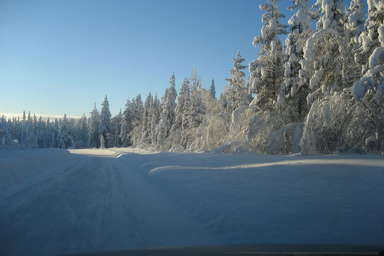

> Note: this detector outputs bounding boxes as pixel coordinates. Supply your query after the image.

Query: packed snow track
[0,148,384,255]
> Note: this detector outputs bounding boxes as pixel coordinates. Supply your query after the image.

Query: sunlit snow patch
[149,158,384,175]
[68,147,158,158]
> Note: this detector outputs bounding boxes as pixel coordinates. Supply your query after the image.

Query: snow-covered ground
[0,148,384,256]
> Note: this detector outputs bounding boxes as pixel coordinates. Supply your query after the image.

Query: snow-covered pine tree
[20,111,27,145]
[352,23,384,151]
[249,0,287,111]
[58,114,73,148]
[157,73,177,149]
[173,78,192,148]
[354,0,382,74]
[24,112,38,147]
[279,0,314,121]
[110,110,122,147]
[210,79,216,99]
[0,116,11,146]
[150,95,161,145]
[120,99,134,146]
[190,71,206,128]
[345,0,365,41]
[130,94,144,145]
[36,116,44,148]
[52,118,60,148]
[99,96,111,148]
[224,51,250,112]
[367,0,383,27]
[313,0,345,33]
[89,104,100,148]
[343,0,367,83]
[190,68,202,89]
[73,114,89,148]
[301,0,352,107]
[174,79,191,131]
[141,93,153,144]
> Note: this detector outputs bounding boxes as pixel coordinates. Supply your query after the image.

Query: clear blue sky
[0,0,344,117]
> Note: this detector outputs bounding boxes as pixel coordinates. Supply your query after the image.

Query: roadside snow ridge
[149,158,384,175]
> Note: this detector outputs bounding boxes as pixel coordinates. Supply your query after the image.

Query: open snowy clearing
[0,148,384,256]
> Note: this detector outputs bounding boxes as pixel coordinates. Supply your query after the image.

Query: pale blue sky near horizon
[0,0,351,117]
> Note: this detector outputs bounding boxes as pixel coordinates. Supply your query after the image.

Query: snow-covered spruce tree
[279,0,314,122]
[249,0,287,111]
[157,73,177,149]
[141,93,153,145]
[299,1,365,154]
[345,0,365,41]
[99,96,112,148]
[343,0,367,84]
[223,51,250,112]
[120,99,134,146]
[172,78,192,149]
[354,0,383,74]
[36,116,45,148]
[110,110,122,147]
[300,0,352,107]
[352,24,384,152]
[58,114,73,149]
[89,104,100,148]
[313,0,345,33]
[19,111,27,145]
[367,0,384,27]
[150,96,160,146]
[190,73,206,128]
[0,116,11,146]
[209,79,216,99]
[190,68,202,89]
[51,119,60,148]
[24,112,38,148]
[131,94,144,145]
[73,114,89,148]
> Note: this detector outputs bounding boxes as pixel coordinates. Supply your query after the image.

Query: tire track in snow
[0,156,94,256]
[107,162,149,249]
[0,157,89,215]
[110,155,219,248]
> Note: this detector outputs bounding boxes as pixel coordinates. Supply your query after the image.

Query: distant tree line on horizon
[1,0,384,154]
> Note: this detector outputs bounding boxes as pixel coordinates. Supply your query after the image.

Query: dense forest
[1,0,384,154]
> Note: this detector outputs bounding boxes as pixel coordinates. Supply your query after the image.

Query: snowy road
[0,149,384,255]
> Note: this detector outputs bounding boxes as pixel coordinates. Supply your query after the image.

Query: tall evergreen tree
[279,0,314,121]
[141,93,153,144]
[224,51,250,111]
[173,79,192,132]
[209,79,216,99]
[120,99,134,146]
[58,114,73,149]
[157,73,177,148]
[111,110,122,147]
[150,95,161,145]
[301,0,353,106]
[99,96,112,148]
[89,104,100,148]
[249,0,287,111]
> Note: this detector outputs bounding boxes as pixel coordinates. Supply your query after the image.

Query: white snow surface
[1,148,384,255]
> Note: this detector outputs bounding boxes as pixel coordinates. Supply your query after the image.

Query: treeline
[0,72,217,150]
[1,0,384,154]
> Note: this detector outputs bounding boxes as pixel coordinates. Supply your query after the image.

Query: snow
[68,147,156,158]
[1,148,384,256]
[352,77,370,100]
[369,47,384,69]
